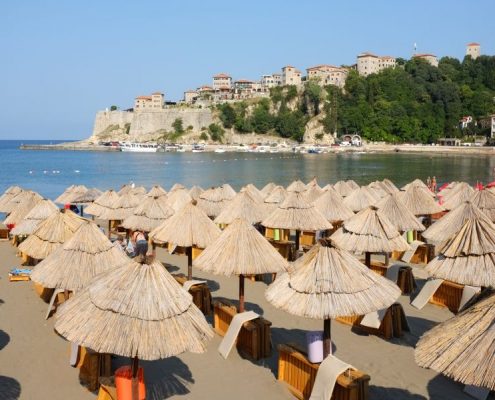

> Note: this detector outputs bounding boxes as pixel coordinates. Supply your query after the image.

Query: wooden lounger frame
[429,280,464,313]
[213,298,271,360]
[173,274,212,315]
[277,343,370,400]
[75,346,112,392]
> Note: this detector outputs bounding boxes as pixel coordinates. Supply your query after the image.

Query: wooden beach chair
[429,280,465,313]
[268,238,296,261]
[277,343,370,400]
[8,268,31,282]
[213,298,271,360]
[0,225,9,240]
[265,227,290,241]
[173,273,212,315]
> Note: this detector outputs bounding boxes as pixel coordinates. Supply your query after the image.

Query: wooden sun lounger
[336,303,408,340]
[429,280,464,313]
[213,298,271,360]
[268,239,296,261]
[277,343,370,400]
[173,274,212,315]
[73,345,112,392]
[368,262,416,295]
[0,226,9,240]
[300,231,316,247]
[265,228,290,241]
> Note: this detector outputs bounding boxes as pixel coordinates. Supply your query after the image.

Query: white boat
[192,144,205,153]
[214,148,226,153]
[120,142,158,153]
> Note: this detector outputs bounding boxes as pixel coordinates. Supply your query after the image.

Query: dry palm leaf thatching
[266,241,401,319]
[31,221,129,291]
[170,183,186,192]
[264,185,287,207]
[11,199,59,236]
[425,217,495,287]
[342,186,377,212]
[415,292,495,390]
[54,257,213,360]
[331,206,410,253]
[167,189,193,212]
[422,201,492,244]
[375,193,426,232]
[98,192,141,221]
[147,185,167,198]
[471,189,495,222]
[118,184,133,195]
[262,192,332,231]
[260,182,276,196]
[442,182,474,211]
[55,185,89,204]
[306,177,321,189]
[150,201,221,248]
[401,178,429,192]
[122,196,175,232]
[54,185,75,204]
[382,178,399,193]
[286,179,307,193]
[130,186,147,196]
[188,185,204,201]
[197,186,234,218]
[402,186,443,216]
[335,180,356,197]
[4,192,43,226]
[346,180,359,190]
[71,188,103,205]
[0,186,23,211]
[303,185,324,204]
[314,189,354,224]
[18,209,86,259]
[215,190,268,225]
[219,183,236,199]
[85,190,120,217]
[2,190,42,214]
[241,184,265,203]
[194,218,289,277]
[367,182,388,199]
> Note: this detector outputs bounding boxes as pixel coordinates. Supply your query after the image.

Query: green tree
[172,118,184,134]
[110,105,117,111]
[208,123,225,142]
[218,104,236,128]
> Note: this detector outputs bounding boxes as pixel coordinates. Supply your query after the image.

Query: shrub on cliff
[208,123,225,142]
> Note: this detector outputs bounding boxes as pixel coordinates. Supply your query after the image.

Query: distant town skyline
[2,0,495,139]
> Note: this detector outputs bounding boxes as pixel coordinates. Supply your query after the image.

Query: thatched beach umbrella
[343,186,377,212]
[194,218,288,312]
[54,185,75,204]
[167,189,193,212]
[170,183,186,192]
[303,185,324,204]
[118,184,133,195]
[262,192,332,250]
[122,195,174,233]
[54,256,213,399]
[415,292,495,390]
[347,180,359,190]
[425,217,495,287]
[147,185,167,198]
[287,179,307,193]
[4,191,43,226]
[266,240,401,356]
[1,190,42,215]
[314,188,354,226]
[84,190,120,218]
[242,183,265,202]
[98,192,141,237]
[130,186,147,196]
[401,186,443,218]
[260,182,276,197]
[334,181,354,198]
[471,188,495,222]
[0,186,23,212]
[31,220,129,292]
[382,179,399,194]
[71,188,103,217]
[215,190,268,226]
[197,185,235,218]
[375,193,426,233]
[55,185,88,205]
[263,185,287,213]
[442,182,474,211]
[11,199,58,236]
[188,185,204,201]
[18,209,86,260]
[331,206,410,267]
[401,178,429,192]
[150,201,221,280]
[422,201,491,244]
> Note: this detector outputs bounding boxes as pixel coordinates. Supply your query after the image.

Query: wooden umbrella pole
[80,205,84,218]
[323,319,331,358]
[239,274,245,313]
[187,246,193,280]
[64,290,70,301]
[365,252,371,268]
[131,356,139,400]
[107,220,111,239]
[295,230,300,251]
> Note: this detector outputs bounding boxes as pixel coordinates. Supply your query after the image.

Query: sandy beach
[0,237,474,400]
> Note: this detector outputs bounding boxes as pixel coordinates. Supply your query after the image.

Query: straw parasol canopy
[346,180,359,190]
[31,221,129,291]
[167,189,193,212]
[130,186,147,196]
[11,199,59,236]
[194,218,289,311]
[170,183,186,192]
[1,190,42,215]
[98,192,141,221]
[401,186,443,216]
[118,184,133,195]
[188,185,203,200]
[0,186,23,211]
[303,185,324,204]
[382,179,399,193]
[260,182,276,196]
[331,206,410,255]
[263,185,287,213]
[55,185,88,204]
[54,185,74,204]
[314,188,354,224]
[425,217,495,287]
[85,190,120,218]
[401,178,429,192]
[18,209,86,260]
[287,179,307,193]
[442,182,474,211]
[147,185,167,198]
[241,184,265,203]
[422,201,492,244]
[343,187,377,212]
[122,195,175,232]
[54,257,213,361]
[367,183,388,199]
[375,193,426,233]
[197,185,235,218]
[415,292,495,390]
[471,189,495,222]
[4,192,43,226]
[215,190,268,225]
[334,181,354,197]
[71,188,103,205]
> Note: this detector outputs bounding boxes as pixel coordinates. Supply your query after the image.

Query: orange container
[115,366,145,400]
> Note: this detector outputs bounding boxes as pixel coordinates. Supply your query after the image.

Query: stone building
[212,73,232,90]
[413,53,439,67]
[134,92,164,111]
[306,65,349,88]
[356,53,396,76]
[466,42,481,59]
[281,66,302,85]
[183,90,198,104]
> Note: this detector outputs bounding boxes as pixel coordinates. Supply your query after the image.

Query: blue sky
[2,0,494,140]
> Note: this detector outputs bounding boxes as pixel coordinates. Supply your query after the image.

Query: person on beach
[132,230,148,257]
[426,176,431,190]
[431,176,437,193]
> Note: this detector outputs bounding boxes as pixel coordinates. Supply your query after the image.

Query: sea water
[2,140,494,199]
